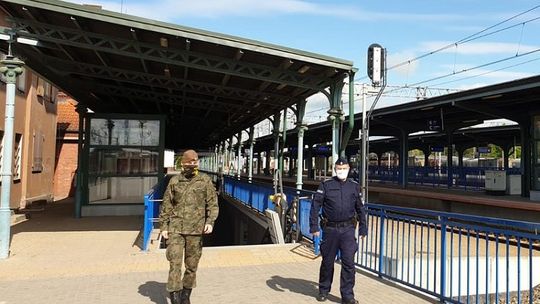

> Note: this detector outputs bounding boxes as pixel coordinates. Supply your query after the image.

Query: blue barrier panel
[142,192,153,251]
[358,204,540,303]
[222,176,318,248]
[142,176,168,251]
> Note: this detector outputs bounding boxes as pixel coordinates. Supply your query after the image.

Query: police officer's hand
[203,224,213,234]
[161,230,169,239]
[312,231,320,237]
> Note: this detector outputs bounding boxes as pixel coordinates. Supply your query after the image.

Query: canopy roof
[254,75,540,153]
[0,0,354,149]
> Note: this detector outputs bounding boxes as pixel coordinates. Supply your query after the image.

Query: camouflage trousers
[166,233,203,292]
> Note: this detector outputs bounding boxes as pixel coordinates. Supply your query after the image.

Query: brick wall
[53,138,78,200]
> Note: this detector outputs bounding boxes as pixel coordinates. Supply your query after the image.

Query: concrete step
[10,213,27,225]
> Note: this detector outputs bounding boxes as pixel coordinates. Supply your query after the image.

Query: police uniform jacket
[159,172,219,235]
[309,177,367,235]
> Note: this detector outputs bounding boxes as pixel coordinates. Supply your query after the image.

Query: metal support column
[399,129,409,188]
[237,133,242,180]
[423,148,430,168]
[257,153,261,175]
[280,111,288,177]
[360,83,368,197]
[306,146,313,179]
[272,114,281,188]
[327,80,345,175]
[503,145,511,171]
[340,71,355,157]
[229,137,234,176]
[520,120,531,197]
[296,100,307,190]
[74,102,86,218]
[0,54,24,259]
[248,127,254,183]
[447,132,454,188]
[265,150,271,176]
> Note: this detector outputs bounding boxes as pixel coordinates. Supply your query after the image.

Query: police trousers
[319,225,357,301]
[166,233,203,292]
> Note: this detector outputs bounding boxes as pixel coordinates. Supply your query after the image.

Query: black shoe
[169,291,181,304]
[316,293,328,302]
[180,288,192,304]
[341,299,358,304]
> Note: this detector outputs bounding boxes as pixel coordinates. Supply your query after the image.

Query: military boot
[169,290,181,304]
[180,288,192,304]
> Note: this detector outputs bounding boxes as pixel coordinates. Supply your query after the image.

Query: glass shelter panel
[86,116,163,204]
[90,119,160,146]
[89,148,159,175]
[88,176,158,204]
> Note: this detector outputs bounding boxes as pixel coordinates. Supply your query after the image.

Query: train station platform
[0,198,435,304]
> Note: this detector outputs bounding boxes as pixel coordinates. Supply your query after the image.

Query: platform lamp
[0,30,38,259]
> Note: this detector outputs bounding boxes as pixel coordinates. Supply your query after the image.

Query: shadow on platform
[266,275,341,303]
[138,281,169,304]
[10,197,142,235]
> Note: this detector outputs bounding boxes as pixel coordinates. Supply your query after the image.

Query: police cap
[335,157,349,166]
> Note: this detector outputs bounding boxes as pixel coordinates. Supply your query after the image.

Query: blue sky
[68,0,540,126]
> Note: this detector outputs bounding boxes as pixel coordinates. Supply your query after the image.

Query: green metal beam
[5,18,332,90]
[33,54,298,106]
[93,83,264,117]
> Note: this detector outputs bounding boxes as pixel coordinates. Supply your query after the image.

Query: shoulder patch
[316,189,324,194]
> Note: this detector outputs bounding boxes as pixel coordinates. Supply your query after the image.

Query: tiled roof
[57,93,79,132]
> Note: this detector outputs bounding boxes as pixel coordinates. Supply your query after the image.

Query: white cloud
[387,50,420,77]
[66,0,465,22]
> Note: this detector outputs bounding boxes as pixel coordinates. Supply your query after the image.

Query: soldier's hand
[161,230,169,239]
[312,231,320,237]
[203,224,213,234]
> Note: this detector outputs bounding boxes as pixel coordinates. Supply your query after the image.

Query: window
[51,86,58,103]
[36,77,45,97]
[43,80,51,101]
[13,134,22,181]
[32,130,43,173]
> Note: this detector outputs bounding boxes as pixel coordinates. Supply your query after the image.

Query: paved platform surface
[0,199,435,304]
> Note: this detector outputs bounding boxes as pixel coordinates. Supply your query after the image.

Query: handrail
[222,176,540,303]
[142,175,169,251]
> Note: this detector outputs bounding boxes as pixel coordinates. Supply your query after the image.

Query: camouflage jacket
[159,172,219,235]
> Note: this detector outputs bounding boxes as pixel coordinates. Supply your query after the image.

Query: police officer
[309,157,367,304]
[159,149,219,304]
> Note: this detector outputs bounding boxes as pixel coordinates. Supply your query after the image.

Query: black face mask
[183,166,198,178]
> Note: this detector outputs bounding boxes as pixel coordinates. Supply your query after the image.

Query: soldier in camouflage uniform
[159,149,219,304]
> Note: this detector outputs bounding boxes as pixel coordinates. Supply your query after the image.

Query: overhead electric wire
[385,4,540,72]
[431,56,540,87]
[405,47,540,88]
[353,4,540,85]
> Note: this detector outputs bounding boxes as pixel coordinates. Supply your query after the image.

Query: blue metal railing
[359,204,540,303]
[142,176,168,251]
[222,176,540,303]
[222,176,322,253]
